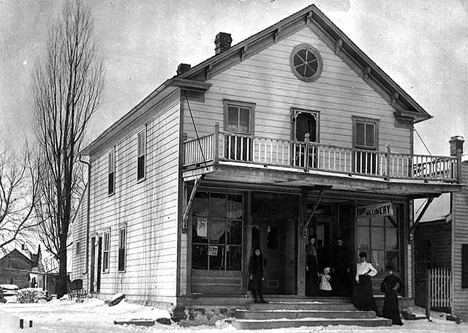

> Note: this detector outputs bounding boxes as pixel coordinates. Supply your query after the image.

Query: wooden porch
[183,124,462,188]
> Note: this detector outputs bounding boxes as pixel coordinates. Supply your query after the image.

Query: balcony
[183,125,461,193]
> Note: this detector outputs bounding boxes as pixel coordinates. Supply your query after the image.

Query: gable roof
[0,248,33,265]
[81,4,431,156]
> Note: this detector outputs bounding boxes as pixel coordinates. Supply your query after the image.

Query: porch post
[297,189,307,296]
[214,123,219,165]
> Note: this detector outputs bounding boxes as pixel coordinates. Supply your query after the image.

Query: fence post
[426,269,431,321]
[214,123,219,165]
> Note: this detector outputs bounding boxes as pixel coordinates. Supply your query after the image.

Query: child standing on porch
[319,267,332,296]
[248,247,268,303]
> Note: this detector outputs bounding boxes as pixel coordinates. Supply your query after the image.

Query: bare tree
[32,0,104,298]
[0,141,42,252]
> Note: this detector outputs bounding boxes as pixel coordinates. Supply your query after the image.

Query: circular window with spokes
[290,44,323,82]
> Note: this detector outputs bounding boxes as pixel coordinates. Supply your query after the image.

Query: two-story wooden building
[73,5,463,308]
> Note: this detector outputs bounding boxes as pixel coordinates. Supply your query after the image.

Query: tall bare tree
[0,141,42,251]
[33,0,104,298]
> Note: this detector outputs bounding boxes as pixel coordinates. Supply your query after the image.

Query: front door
[251,192,298,295]
[251,218,284,294]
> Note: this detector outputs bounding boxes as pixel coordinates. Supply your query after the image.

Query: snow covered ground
[1,298,467,333]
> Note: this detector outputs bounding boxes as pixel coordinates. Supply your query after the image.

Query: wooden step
[231,317,392,330]
[235,309,377,320]
[246,301,356,311]
[232,298,392,330]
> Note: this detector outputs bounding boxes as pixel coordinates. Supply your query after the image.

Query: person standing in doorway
[306,234,319,296]
[248,247,268,303]
[331,237,351,296]
[352,252,377,311]
[381,264,404,325]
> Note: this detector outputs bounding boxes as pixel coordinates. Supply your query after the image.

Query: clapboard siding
[89,94,181,304]
[183,26,411,154]
[453,162,468,319]
[70,185,88,288]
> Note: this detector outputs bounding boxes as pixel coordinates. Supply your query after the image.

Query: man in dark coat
[248,247,268,303]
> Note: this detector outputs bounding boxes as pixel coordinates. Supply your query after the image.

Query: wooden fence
[426,268,452,312]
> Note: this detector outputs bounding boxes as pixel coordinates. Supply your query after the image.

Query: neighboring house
[0,245,44,289]
[414,151,468,319]
[73,4,463,311]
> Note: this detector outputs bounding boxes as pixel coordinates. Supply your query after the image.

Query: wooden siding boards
[70,185,88,289]
[88,95,181,304]
[453,162,468,320]
[182,27,411,154]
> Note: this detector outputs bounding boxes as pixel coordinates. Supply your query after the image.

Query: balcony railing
[183,125,460,183]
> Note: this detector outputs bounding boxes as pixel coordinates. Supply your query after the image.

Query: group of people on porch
[306,235,352,297]
[305,234,403,325]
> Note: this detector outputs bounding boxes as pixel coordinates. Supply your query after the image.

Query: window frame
[118,224,127,272]
[108,148,115,195]
[102,230,110,273]
[462,244,468,288]
[137,128,146,182]
[352,116,380,174]
[352,116,379,150]
[289,43,323,82]
[223,99,255,135]
[191,191,244,272]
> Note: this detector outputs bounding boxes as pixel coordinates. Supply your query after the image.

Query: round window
[290,44,323,82]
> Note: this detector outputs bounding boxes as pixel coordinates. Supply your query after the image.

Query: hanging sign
[356,202,394,219]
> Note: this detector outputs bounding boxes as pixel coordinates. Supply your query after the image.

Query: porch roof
[183,162,462,199]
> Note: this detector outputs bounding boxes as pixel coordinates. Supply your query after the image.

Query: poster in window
[197,218,207,237]
[209,246,218,256]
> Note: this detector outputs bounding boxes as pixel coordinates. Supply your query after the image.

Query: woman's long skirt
[382,289,403,325]
[352,275,376,312]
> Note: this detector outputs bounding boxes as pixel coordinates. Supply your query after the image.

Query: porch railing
[183,125,460,182]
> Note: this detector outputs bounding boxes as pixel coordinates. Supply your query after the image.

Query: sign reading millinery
[356,202,394,219]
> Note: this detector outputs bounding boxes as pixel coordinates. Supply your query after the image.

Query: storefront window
[192,192,243,271]
[356,207,401,274]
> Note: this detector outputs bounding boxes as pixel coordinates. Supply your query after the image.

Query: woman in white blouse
[352,252,377,312]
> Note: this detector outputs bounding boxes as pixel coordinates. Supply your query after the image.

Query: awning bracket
[182,175,204,232]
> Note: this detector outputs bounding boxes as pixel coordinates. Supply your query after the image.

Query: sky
[0,0,467,157]
[1,297,468,332]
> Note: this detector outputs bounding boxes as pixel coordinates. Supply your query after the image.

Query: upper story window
[137,129,146,181]
[223,100,255,161]
[118,225,127,272]
[108,149,115,195]
[103,230,110,273]
[225,101,253,134]
[354,117,378,150]
[290,44,323,82]
[353,117,380,174]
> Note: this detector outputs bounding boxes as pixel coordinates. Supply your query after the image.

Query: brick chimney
[215,32,232,54]
[449,135,464,156]
[176,63,191,75]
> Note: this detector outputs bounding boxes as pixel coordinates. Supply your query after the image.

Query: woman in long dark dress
[248,247,267,303]
[306,235,319,296]
[381,265,404,325]
[352,252,377,312]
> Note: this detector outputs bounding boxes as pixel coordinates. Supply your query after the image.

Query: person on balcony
[248,247,268,303]
[352,251,377,312]
[306,234,319,296]
[380,264,404,325]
